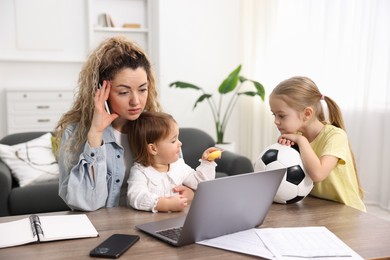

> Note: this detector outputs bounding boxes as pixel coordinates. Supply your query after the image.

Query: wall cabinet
[6,90,73,134]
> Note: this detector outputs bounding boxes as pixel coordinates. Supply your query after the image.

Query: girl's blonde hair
[54,36,161,160]
[128,111,176,167]
[271,76,364,198]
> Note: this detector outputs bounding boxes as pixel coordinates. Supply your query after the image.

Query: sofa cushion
[180,128,215,169]
[0,132,59,187]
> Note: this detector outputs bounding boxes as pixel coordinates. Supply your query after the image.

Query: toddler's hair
[128,111,176,166]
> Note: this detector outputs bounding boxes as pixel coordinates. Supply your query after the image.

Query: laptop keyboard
[156,227,183,242]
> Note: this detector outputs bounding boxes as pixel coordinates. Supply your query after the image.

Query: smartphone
[90,234,140,258]
[98,83,111,114]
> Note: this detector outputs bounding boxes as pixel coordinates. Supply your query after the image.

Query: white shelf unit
[6,90,74,134]
[87,0,151,55]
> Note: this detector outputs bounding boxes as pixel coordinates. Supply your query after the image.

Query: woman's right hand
[88,81,119,147]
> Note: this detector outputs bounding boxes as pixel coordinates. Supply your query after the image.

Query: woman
[55,36,194,211]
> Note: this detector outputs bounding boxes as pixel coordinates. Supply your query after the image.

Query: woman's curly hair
[54,36,161,159]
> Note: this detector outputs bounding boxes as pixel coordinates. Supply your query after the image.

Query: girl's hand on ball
[278,133,303,146]
[278,137,295,146]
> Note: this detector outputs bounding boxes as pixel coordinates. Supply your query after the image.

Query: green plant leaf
[239,76,247,82]
[218,65,242,94]
[169,81,201,90]
[252,81,266,100]
[238,91,258,96]
[193,94,212,109]
[168,65,266,144]
[237,77,265,100]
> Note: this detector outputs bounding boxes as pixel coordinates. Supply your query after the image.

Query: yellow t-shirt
[309,124,366,212]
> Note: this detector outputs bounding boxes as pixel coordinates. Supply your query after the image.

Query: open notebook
[0,214,98,248]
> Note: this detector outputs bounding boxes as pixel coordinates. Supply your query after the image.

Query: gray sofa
[0,128,254,216]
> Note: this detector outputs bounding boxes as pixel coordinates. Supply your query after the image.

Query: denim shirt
[58,124,126,211]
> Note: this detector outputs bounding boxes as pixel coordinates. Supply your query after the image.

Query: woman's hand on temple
[88,81,119,147]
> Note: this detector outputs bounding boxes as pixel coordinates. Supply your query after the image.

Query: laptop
[136,168,285,247]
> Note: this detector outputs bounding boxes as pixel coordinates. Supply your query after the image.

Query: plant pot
[216,142,236,153]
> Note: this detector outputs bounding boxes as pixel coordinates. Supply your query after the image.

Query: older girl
[269,76,366,211]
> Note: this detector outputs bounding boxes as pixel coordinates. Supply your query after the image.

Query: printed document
[197,226,363,259]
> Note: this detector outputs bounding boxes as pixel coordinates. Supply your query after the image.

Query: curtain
[239,0,390,210]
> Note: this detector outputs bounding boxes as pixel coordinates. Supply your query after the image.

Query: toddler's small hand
[170,195,188,211]
[173,185,194,202]
[207,150,222,160]
[203,147,222,161]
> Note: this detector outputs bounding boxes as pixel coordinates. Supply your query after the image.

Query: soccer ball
[254,143,313,204]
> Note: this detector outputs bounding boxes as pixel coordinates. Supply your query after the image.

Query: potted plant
[169,65,265,145]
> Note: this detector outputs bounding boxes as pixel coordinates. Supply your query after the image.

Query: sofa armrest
[216,151,254,176]
[9,181,70,216]
[0,160,12,216]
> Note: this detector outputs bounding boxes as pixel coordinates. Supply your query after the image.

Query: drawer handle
[37,105,50,109]
[37,119,51,123]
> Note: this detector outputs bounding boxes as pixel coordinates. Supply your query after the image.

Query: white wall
[0,0,86,137]
[157,0,242,145]
[0,0,243,147]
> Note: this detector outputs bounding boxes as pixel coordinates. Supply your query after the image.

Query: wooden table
[1,196,389,259]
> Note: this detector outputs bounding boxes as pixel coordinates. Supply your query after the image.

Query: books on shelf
[123,23,141,29]
[0,214,99,248]
[97,13,142,29]
[105,13,115,27]
[97,13,115,27]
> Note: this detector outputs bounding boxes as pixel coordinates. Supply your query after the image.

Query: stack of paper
[197,226,363,259]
